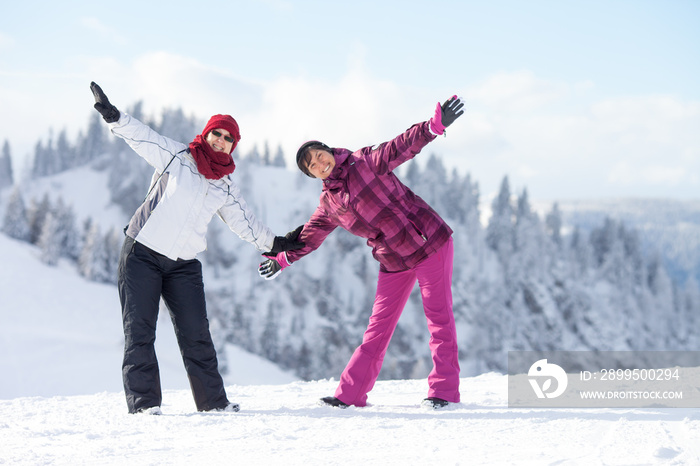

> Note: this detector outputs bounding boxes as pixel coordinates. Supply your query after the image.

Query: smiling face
[304,148,336,179]
[205,128,234,154]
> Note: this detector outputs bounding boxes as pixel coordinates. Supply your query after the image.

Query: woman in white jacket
[90,82,303,414]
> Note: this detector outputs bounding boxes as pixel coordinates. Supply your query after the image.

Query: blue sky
[1,0,698,200]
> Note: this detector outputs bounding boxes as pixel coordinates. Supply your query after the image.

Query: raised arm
[90,81,187,172]
[367,95,465,174]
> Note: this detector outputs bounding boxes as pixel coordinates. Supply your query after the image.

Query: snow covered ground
[2,235,700,464]
[2,375,699,465]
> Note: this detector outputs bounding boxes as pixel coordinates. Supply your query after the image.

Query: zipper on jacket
[385,180,427,244]
[409,218,428,242]
[336,178,409,270]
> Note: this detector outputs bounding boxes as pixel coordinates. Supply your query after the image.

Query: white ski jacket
[109,112,275,261]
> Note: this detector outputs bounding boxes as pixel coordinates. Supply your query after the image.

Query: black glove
[258,258,282,280]
[90,81,120,123]
[269,225,305,254]
[440,96,465,129]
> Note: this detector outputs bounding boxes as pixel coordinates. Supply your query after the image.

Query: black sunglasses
[211,130,235,144]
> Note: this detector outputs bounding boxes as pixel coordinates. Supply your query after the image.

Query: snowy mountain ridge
[533,198,700,285]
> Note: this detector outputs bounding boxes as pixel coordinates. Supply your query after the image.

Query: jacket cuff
[108,111,128,130]
[276,251,291,269]
[427,120,437,136]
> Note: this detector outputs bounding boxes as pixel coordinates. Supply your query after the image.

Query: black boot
[421,397,449,409]
[210,402,240,413]
[135,406,162,415]
[319,396,350,408]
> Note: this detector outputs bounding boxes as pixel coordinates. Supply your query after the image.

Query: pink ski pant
[335,238,460,406]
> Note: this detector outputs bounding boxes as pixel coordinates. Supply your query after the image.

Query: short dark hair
[296,141,331,178]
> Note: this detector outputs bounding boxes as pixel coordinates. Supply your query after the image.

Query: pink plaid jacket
[287,121,453,273]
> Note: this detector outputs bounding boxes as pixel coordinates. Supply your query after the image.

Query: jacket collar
[323,149,352,190]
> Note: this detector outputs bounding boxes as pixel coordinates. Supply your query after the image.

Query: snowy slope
[0,233,297,400]
[1,375,699,465]
[20,165,128,232]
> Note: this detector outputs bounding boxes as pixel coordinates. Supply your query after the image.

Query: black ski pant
[118,236,229,413]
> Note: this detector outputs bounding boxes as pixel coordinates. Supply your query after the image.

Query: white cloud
[95,60,700,199]
[444,76,700,198]
[590,96,700,153]
[245,59,410,160]
[129,52,262,117]
[3,51,698,200]
[87,51,421,164]
[465,70,569,112]
[516,164,540,180]
[607,162,690,186]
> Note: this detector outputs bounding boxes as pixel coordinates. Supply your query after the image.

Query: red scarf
[187,114,240,180]
[189,135,236,180]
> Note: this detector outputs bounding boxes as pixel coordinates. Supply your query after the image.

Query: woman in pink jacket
[260,96,464,409]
